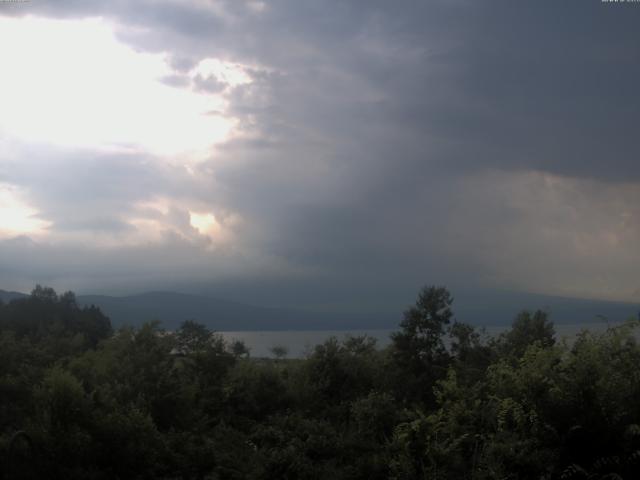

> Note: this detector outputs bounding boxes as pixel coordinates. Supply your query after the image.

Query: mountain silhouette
[1,289,638,331]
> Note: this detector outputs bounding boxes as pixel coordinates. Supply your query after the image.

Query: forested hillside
[1,286,639,479]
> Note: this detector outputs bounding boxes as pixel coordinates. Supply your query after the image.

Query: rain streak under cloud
[1,0,640,311]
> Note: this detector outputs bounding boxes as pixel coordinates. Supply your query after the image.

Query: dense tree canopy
[0,285,639,479]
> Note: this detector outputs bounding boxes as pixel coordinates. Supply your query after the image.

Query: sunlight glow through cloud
[193,59,253,88]
[190,212,221,237]
[0,16,244,157]
[0,183,50,238]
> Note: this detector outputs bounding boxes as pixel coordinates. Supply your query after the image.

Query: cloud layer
[1,0,640,310]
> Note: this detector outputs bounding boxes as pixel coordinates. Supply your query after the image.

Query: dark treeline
[1,285,639,479]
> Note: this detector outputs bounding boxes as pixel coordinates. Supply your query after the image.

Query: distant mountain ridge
[1,289,380,330]
[1,288,639,331]
[0,290,28,303]
[76,291,368,331]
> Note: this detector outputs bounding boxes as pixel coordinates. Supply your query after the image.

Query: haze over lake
[220,321,634,358]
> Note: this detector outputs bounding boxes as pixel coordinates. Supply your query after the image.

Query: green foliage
[392,285,454,362]
[0,285,112,354]
[37,367,87,432]
[225,360,290,420]
[390,285,454,406]
[1,285,639,479]
[496,309,556,358]
[305,335,381,409]
[269,345,289,360]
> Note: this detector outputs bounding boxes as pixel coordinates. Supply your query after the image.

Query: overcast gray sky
[1,0,639,312]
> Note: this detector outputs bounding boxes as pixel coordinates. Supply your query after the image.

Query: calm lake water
[220,321,630,358]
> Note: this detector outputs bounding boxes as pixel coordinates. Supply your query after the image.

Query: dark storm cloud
[2,0,640,306]
[437,1,640,181]
[9,1,638,179]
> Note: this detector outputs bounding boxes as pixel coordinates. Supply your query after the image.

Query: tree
[230,339,250,358]
[393,286,454,360]
[175,319,214,355]
[448,321,494,384]
[498,310,555,358]
[390,286,454,406]
[30,285,57,303]
[270,345,289,360]
[449,321,479,360]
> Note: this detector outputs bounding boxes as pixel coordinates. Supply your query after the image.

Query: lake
[220,321,632,358]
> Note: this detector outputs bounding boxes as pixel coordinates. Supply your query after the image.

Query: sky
[0,0,639,314]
